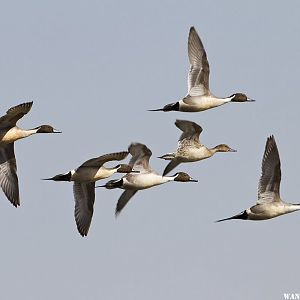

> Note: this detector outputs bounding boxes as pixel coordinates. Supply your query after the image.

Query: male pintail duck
[97,142,197,216]
[216,136,300,222]
[44,151,136,236]
[159,119,236,175]
[0,102,60,207]
[149,27,254,113]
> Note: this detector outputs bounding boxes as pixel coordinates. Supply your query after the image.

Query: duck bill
[189,178,198,182]
[131,170,140,173]
[229,148,237,152]
[53,128,62,133]
[246,99,255,102]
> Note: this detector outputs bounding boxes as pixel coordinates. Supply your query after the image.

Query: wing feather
[163,160,181,176]
[257,136,281,204]
[79,151,128,168]
[175,119,202,143]
[115,190,138,217]
[0,144,19,207]
[0,102,33,128]
[128,143,152,173]
[187,27,210,95]
[73,182,95,236]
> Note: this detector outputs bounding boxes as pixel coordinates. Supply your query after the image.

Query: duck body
[0,102,60,207]
[120,172,172,190]
[148,27,253,113]
[217,136,300,223]
[175,142,213,162]
[159,120,236,175]
[246,202,300,220]
[100,143,197,216]
[71,166,120,183]
[44,151,134,236]
[178,95,232,112]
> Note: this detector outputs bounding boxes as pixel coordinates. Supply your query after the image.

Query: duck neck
[208,147,219,155]
[13,127,39,141]
[100,167,119,177]
[161,175,175,183]
[221,96,233,103]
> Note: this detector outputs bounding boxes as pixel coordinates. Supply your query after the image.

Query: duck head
[36,125,62,133]
[230,93,255,102]
[172,172,198,182]
[214,144,237,152]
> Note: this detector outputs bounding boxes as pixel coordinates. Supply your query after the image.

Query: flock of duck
[0,27,299,237]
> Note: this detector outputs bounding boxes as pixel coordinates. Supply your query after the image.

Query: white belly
[123,173,164,190]
[73,167,114,182]
[179,96,228,112]
[248,203,300,220]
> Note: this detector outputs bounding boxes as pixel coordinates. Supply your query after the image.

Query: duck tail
[148,102,179,112]
[42,172,72,182]
[157,153,175,160]
[96,179,123,189]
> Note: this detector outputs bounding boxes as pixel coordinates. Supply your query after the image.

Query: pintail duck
[159,119,236,175]
[44,151,136,236]
[149,27,254,113]
[0,102,60,207]
[97,142,197,216]
[217,136,300,222]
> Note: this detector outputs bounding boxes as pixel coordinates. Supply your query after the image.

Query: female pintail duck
[44,151,136,236]
[149,27,254,113]
[159,119,236,175]
[216,135,300,222]
[97,142,197,217]
[0,102,60,207]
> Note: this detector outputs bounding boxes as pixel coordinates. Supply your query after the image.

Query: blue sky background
[0,1,299,299]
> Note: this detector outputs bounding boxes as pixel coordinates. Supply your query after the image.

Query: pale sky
[0,1,299,299]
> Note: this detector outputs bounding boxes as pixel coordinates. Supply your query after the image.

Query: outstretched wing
[73,182,95,236]
[187,27,210,95]
[175,119,203,143]
[163,160,181,176]
[0,143,19,207]
[0,102,33,128]
[78,151,129,169]
[128,143,152,173]
[115,190,138,217]
[257,136,281,204]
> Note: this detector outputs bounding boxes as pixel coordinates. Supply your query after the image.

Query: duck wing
[128,143,152,173]
[0,102,33,128]
[187,27,210,96]
[175,119,203,144]
[78,151,129,169]
[163,160,181,176]
[0,143,19,207]
[73,182,95,236]
[257,135,282,204]
[115,190,138,217]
